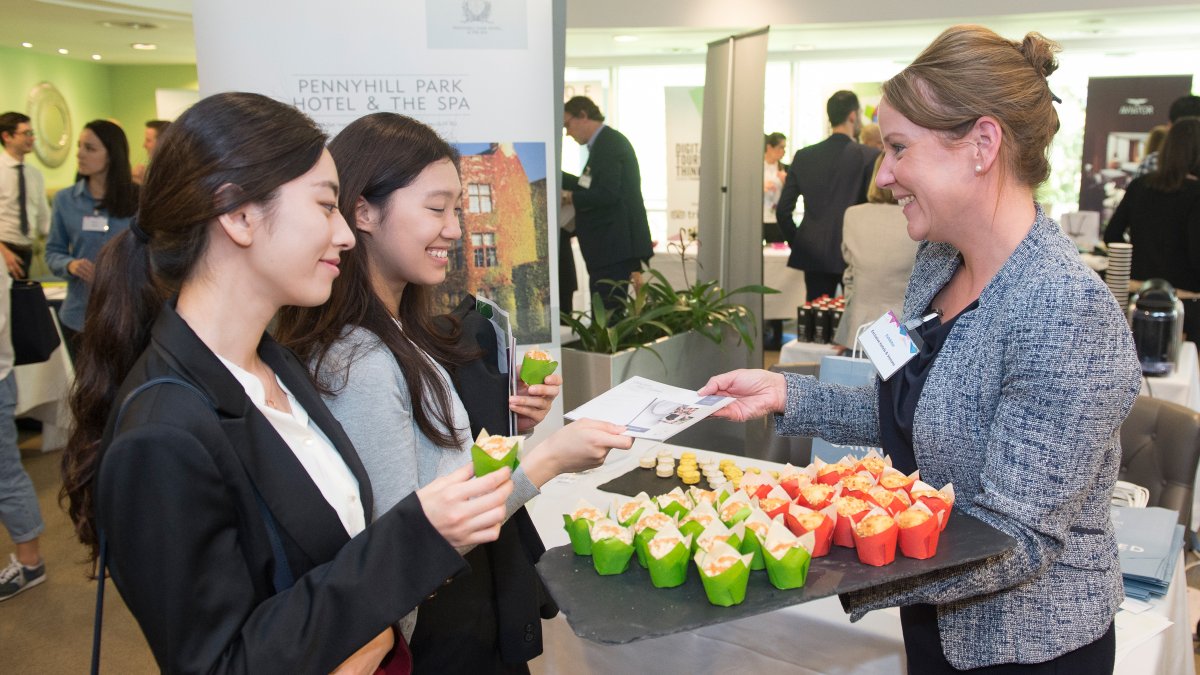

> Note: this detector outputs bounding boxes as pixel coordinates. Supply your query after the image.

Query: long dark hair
[76,119,138,218]
[61,93,327,561]
[1145,117,1200,193]
[275,113,475,450]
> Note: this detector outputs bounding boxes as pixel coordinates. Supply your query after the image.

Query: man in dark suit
[562,96,653,314]
[777,91,881,300]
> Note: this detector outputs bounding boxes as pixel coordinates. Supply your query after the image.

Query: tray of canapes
[536,451,1015,644]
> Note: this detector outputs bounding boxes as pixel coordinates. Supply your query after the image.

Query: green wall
[0,46,196,190]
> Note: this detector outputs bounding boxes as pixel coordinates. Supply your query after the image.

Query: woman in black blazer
[60,92,514,674]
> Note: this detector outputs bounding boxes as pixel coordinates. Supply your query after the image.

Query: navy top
[877,301,978,474]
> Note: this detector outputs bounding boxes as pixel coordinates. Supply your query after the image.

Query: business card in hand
[564,376,733,441]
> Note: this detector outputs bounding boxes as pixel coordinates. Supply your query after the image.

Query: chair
[1117,396,1200,530]
[743,362,819,465]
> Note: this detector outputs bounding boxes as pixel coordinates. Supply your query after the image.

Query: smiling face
[875,99,978,243]
[363,157,463,291]
[76,128,110,178]
[251,149,354,308]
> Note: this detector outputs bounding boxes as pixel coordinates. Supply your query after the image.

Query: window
[467,183,493,213]
[449,238,465,271]
[470,232,498,267]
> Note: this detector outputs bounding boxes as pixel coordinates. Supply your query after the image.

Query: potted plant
[560,229,777,409]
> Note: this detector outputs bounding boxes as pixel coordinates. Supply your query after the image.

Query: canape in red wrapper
[777,465,812,500]
[755,485,792,521]
[854,451,890,479]
[814,459,852,486]
[896,502,941,560]
[833,495,873,548]
[740,471,779,500]
[784,503,836,557]
[867,485,910,516]
[796,483,838,511]
[852,508,899,566]
[910,480,955,532]
[839,471,878,502]
[878,468,920,494]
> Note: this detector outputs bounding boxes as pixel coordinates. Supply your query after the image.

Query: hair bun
[1019,32,1061,78]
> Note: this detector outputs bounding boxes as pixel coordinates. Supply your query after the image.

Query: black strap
[91,377,293,673]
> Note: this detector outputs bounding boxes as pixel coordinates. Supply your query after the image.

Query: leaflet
[564,376,733,441]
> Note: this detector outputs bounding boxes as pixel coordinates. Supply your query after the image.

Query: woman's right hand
[522,419,633,487]
[698,369,787,422]
[415,464,512,548]
[68,258,96,283]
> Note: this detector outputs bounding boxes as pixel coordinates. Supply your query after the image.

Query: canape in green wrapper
[632,510,676,568]
[694,542,754,607]
[695,520,743,555]
[717,491,753,526]
[612,492,652,527]
[518,348,559,386]
[563,499,605,555]
[471,429,521,476]
[739,510,772,570]
[678,501,719,543]
[761,520,815,590]
[645,526,692,588]
[590,518,636,575]
[655,488,692,520]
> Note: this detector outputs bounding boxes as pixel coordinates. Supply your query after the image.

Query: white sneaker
[0,553,46,601]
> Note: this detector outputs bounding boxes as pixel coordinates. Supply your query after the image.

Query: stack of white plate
[1106,243,1132,304]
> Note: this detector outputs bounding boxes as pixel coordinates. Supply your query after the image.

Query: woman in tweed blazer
[702,26,1141,673]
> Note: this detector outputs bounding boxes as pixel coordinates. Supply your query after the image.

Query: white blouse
[217,356,365,537]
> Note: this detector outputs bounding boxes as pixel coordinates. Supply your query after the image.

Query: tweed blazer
[775,207,1141,669]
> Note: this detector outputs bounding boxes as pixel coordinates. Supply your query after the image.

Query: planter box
[561,330,752,453]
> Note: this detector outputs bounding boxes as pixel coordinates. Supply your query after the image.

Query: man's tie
[16,163,29,236]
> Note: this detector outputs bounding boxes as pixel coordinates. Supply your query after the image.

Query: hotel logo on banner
[427,0,527,49]
[1118,98,1155,116]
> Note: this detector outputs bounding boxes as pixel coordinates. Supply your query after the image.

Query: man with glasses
[0,113,49,279]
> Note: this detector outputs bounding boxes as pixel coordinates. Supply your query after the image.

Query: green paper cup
[563,515,594,555]
[617,506,646,528]
[739,529,766,571]
[472,442,519,477]
[591,538,635,575]
[697,561,751,607]
[659,501,690,520]
[519,353,559,386]
[646,543,690,588]
[720,504,751,526]
[763,546,812,590]
[634,527,658,568]
[679,519,706,548]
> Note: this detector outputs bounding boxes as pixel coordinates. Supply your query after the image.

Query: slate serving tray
[539,470,1016,645]
[597,464,728,497]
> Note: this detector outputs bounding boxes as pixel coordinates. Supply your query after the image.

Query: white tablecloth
[778,339,841,364]
[527,443,1192,675]
[13,305,74,451]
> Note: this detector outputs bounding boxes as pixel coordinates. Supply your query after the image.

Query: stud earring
[974,164,982,173]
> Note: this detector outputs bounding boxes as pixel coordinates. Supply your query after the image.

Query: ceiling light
[21,42,33,48]
[91,54,102,61]
[792,44,815,51]
[130,43,158,50]
[99,21,158,30]
[57,48,69,55]
[613,35,638,43]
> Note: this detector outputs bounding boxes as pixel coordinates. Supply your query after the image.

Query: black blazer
[776,133,880,274]
[412,297,557,673]
[96,303,467,673]
[563,125,654,271]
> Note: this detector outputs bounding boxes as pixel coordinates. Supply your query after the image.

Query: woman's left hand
[511,372,562,432]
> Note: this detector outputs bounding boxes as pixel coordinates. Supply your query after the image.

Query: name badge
[859,311,919,381]
[82,215,109,232]
[577,174,592,189]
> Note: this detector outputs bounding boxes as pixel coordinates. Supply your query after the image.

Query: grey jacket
[775,207,1141,669]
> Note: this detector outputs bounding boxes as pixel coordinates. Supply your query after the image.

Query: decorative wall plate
[27,82,72,168]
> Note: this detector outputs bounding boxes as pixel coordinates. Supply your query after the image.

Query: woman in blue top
[45,120,138,360]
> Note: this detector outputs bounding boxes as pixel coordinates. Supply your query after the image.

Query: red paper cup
[898,515,941,560]
[751,483,774,500]
[816,467,850,486]
[780,477,802,500]
[833,509,869,548]
[790,514,834,557]
[797,487,835,511]
[760,499,790,522]
[916,496,952,531]
[853,523,899,566]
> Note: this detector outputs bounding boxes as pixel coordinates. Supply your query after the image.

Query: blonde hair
[881,25,1061,188]
[866,154,896,204]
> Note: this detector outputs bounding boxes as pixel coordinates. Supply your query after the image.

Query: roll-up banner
[664,86,703,241]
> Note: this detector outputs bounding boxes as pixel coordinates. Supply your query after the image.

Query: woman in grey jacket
[701,26,1141,673]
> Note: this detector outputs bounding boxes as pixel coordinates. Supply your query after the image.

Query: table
[778,339,841,364]
[526,443,1193,675]
[14,303,73,452]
